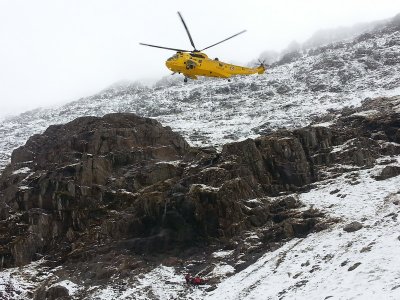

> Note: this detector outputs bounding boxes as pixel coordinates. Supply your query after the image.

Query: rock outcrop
[0,113,326,269]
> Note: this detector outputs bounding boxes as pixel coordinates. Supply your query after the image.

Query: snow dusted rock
[343,221,364,232]
[33,279,78,300]
[45,284,71,300]
[347,262,362,271]
[373,165,400,180]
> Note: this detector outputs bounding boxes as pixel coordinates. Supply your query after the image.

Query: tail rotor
[256,59,266,74]
[257,59,266,67]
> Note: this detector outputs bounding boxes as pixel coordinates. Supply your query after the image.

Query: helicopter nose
[165,60,173,70]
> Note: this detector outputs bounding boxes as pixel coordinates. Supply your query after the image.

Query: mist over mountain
[253,13,399,67]
[303,19,386,49]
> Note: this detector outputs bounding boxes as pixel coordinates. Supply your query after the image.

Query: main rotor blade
[177,11,196,50]
[200,30,247,51]
[139,43,190,52]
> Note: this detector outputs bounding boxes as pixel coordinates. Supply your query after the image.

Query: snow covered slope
[206,158,400,299]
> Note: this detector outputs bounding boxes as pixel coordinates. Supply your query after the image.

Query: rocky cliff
[0,113,323,269]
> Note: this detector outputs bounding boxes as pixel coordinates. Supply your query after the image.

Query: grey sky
[1,0,400,118]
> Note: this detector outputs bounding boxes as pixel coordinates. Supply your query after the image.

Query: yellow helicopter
[140,12,265,83]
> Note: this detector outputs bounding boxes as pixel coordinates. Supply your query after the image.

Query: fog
[1,0,400,118]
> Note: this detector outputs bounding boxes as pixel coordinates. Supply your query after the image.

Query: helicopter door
[186,59,197,70]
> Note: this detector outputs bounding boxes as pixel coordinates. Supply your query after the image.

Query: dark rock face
[0,113,325,269]
[221,136,314,194]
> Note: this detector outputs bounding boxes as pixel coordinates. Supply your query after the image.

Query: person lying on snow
[185,274,207,285]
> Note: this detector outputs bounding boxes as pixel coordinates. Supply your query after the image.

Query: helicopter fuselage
[165,52,264,80]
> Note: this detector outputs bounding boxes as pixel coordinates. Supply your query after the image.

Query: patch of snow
[212,250,234,259]
[311,121,334,127]
[156,160,182,167]
[210,264,235,278]
[117,189,136,196]
[12,167,30,175]
[330,138,357,154]
[0,259,51,300]
[91,286,119,300]
[245,199,262,203]
[18,186,32,191]
[352,109,379,117]
[190,184,220,192]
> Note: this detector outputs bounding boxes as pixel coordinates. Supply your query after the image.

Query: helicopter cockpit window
[191,53,205,58]
[167,54,179,61]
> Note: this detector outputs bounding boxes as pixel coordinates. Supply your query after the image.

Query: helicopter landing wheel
[228,79,231,82]
[184,77,188,83]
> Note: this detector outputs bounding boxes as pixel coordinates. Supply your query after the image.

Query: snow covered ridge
[1,20,400,172]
